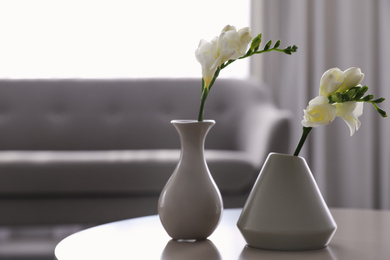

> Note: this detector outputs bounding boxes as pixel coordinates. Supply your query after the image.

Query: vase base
[240,228,334,251]
[174,238,205,243]
[247,243,328,252]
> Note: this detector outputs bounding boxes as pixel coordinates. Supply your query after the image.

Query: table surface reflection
[54,208,390,260]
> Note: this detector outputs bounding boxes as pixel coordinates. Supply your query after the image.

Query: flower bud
[238,27,252,52]
[319,68,345,97]
[337,67,364,93]
[217,26,252,66]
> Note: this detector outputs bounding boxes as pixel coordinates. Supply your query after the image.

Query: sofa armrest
[237,104,292,169]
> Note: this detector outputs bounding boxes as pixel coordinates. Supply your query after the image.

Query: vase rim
[171,119,215,124]
[267,152,305,160]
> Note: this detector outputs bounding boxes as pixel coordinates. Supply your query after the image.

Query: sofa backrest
[0,78,271,151]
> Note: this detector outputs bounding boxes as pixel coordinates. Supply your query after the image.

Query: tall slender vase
[237,152,337,251]
[158,120,223,241]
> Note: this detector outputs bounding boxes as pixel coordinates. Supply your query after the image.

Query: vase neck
[172,120,215,162]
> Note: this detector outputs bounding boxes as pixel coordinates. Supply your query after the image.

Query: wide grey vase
[237,152,337,251]
[158,120,223,241]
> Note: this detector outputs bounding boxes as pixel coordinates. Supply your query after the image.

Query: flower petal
[195,37,219,87]
[353,102,364,118]
[335,102,364,136]
[335,101,357,117]
[301,96,337,127]
[341,115,361,136]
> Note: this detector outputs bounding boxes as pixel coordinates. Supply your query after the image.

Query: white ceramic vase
[237,152,337,251]
[158,120,223,241]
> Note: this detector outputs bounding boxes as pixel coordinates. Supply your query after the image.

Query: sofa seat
[0,149,256,196]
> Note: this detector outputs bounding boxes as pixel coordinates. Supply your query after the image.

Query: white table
[55,208,390,260]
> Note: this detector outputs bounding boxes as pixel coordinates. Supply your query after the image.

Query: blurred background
[0,0,389,259]
[255,0,390,210]
[0,0,389,208]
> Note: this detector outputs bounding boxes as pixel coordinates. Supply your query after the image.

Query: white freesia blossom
[195,37,219,88]
[294,66,386,156]
[335,101,364,136]
[337,67,364,93]
[319,68,345,97]
[215,25,252,68]
[302,96,337,128]
[195,25,252,88]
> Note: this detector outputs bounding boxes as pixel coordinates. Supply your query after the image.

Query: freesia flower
[302,96,337,128]
[335,102,364,136]
[319,68,345,97]
[294,67,386,156]
[337,67,364,93]
[195,25,252,89]
[196,25,298,121]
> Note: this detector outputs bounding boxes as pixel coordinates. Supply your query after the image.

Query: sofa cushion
[0,78,267,151]
[0,150,257,197]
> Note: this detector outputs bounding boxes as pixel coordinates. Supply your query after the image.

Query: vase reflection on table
[161,239,222,260]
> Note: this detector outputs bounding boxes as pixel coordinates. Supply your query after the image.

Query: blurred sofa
[0,78,291,226]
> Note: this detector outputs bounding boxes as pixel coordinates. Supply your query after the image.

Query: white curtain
[251,0,390,209]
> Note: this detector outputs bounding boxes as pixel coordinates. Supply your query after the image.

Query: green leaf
[329,92,343,103]
[346,88,358,100]
[362,94,374,101]
[359,86,369,93]
[373,97,385,103]
[283,45,298,55]
[291,45,298,52]
[378,108,387,118]
[354,86,368,100]
[371,102,388,118]
[264,40,272,51]
[273,40,281,48]
[250,34,262,51]
[245,49,253,56]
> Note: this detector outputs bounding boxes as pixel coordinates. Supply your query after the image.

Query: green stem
[220,47,296,70]
[293,127,313,156]
[197,68,220,122]
[198,88,209,122]
[242,48,283,58]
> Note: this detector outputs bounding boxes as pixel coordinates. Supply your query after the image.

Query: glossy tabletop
[55,208,390,260]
